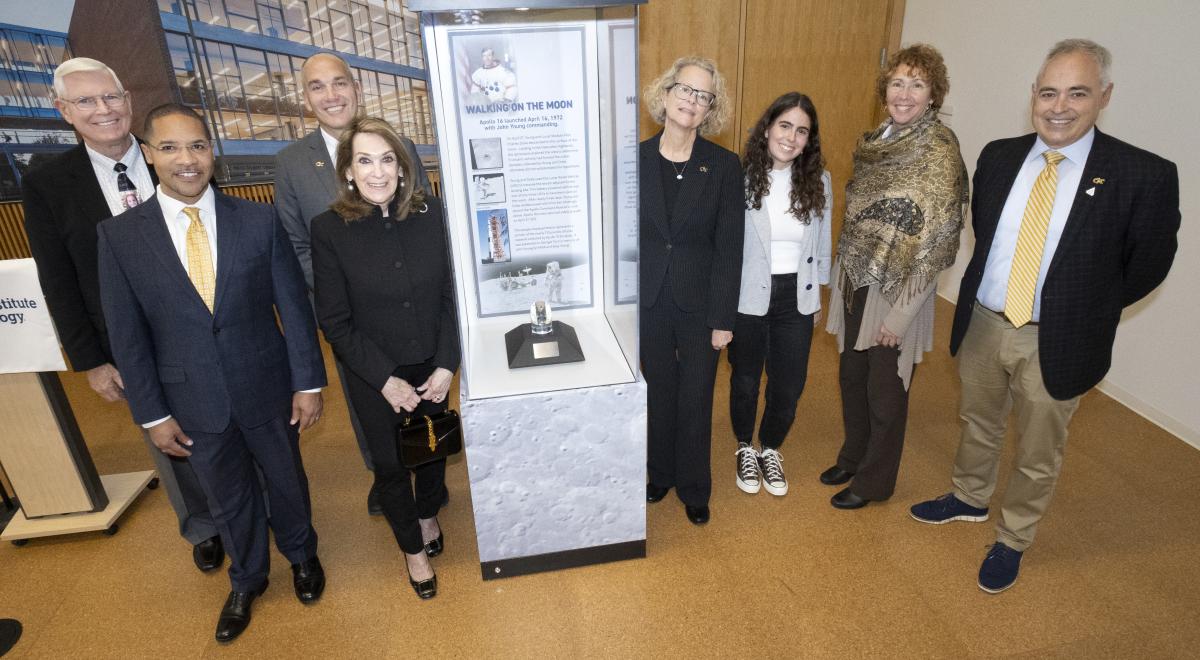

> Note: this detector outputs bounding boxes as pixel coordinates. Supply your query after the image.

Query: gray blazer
[737,171,832,316]
[274,128,432,289]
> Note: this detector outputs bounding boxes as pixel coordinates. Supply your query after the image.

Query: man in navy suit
[22,57,223,572]
[910,40,1180,594]
[98,104,328,642]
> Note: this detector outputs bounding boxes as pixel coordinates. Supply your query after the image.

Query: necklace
[670,159,689,180]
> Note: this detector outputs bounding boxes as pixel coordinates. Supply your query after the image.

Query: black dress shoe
[424,532,445,558]
[831,487,870,510]
[193,535,225,572]
[819,465,855,486]
[646,483,670,503]
[409,573,438,599]
[291,556,325,604]
[367,486,383,516]
[215,579,268,643]
[684,505,710,525]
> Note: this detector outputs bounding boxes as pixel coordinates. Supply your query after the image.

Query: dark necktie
[114,162,142,209]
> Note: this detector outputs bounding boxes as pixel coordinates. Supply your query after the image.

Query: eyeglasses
[668,83,716,107]
[63,92,128,111]
[146,140,212,156]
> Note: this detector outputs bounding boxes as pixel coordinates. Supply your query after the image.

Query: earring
[346,179,354,190]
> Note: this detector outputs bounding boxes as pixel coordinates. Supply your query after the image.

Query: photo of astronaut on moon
[475,255,590,317]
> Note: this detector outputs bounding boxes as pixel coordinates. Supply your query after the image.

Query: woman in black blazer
[639,56,744,525]
[310,117,459,599]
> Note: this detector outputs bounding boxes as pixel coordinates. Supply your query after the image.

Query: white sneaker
[735,442,761,494]
[759,448,788,496]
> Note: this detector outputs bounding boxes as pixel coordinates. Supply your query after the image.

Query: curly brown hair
[642,55,731,137]
[331,116,425,222]
[743,92,825,223]
[876,43,950,109]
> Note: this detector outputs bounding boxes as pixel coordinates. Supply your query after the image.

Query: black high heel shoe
[409,573,438,599]
[405,555,438,600]
[424,532,444,558]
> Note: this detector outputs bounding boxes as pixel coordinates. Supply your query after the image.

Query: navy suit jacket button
[665,243,672,250]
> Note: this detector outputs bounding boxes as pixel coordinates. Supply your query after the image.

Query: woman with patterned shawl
[819,44,968,510]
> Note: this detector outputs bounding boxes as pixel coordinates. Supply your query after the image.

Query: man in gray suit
[274,52,431,516]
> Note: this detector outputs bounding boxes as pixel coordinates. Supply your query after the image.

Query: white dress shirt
[976,128,1095,321]
[86,140,154,217]
[765,168,814,274]
[143,185,317,429]
[321,128,339,166]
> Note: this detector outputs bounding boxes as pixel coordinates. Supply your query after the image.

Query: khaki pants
[952,304,1081,551]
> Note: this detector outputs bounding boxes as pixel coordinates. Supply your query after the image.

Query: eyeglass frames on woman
[64,92,129,111]
[668,83,715,107]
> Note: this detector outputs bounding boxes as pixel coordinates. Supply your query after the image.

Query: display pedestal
[1,471,156,545]
[462,380,646,579]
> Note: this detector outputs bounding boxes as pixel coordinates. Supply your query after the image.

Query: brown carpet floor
[1,298,1198,658]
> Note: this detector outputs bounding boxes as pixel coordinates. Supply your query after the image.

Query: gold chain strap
[426,416,437,452]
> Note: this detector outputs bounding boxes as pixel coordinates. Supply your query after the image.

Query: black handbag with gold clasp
[397,409,462,468]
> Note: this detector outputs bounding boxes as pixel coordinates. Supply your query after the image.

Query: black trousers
[640,284,721,507]
[343,361,447,554]
[185,411,317,592]
[728,275,815,450]
[834,286,913,501]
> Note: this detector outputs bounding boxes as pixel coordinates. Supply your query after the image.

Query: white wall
[903,0,1200,448]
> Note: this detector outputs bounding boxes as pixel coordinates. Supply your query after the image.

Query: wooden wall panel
[740,0,894,240]
[637,0,745,151]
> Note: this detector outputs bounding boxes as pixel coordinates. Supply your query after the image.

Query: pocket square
[1086,187,1095,196]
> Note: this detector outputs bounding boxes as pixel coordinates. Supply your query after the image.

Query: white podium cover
[0,258,67,374]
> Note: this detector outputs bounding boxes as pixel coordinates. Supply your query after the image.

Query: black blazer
[97,192,326,432]
[21,142,157,371]
[951,129,1180,400]
[639,133,744,330]
[310,198,460,391]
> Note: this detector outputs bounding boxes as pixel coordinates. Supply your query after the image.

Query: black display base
[481,539,645,580]
[504,320,585,368]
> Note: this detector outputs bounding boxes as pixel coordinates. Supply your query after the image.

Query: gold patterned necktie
[1003,150,1066,327]
[183,206,216,311]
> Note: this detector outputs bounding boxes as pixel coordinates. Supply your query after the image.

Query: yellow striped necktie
[183,206,216,311]
[1003,150,1066,327]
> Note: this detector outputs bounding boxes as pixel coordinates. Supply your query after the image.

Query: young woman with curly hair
[729,92,831,497]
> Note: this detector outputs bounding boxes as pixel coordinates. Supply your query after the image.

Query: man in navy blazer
[98,104,328,642]
[910,40,1180,594]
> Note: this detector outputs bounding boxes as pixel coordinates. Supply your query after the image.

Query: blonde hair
[642,56,731,137]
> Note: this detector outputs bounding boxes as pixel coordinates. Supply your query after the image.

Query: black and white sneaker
[735,442,761,494]
[759,448,788,496]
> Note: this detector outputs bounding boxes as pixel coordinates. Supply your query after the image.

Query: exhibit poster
[448,26,594,317]
[608,22,638,304]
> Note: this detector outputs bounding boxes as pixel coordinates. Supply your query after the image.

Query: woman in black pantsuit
[311,117,459,599]
[639,56,744,525]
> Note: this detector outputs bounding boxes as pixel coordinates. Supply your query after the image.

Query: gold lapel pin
[315,161,325,167]
[699,166,709,173]
[1092,177,1105,184]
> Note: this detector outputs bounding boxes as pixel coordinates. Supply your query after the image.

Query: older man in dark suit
[98,104,327,642]
[274,51,431,517]
[910,39,1180,594]
[21,57,223,571]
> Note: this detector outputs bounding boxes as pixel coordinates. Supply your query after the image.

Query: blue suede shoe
[910,493,989,524]
[978,542,1023,593]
